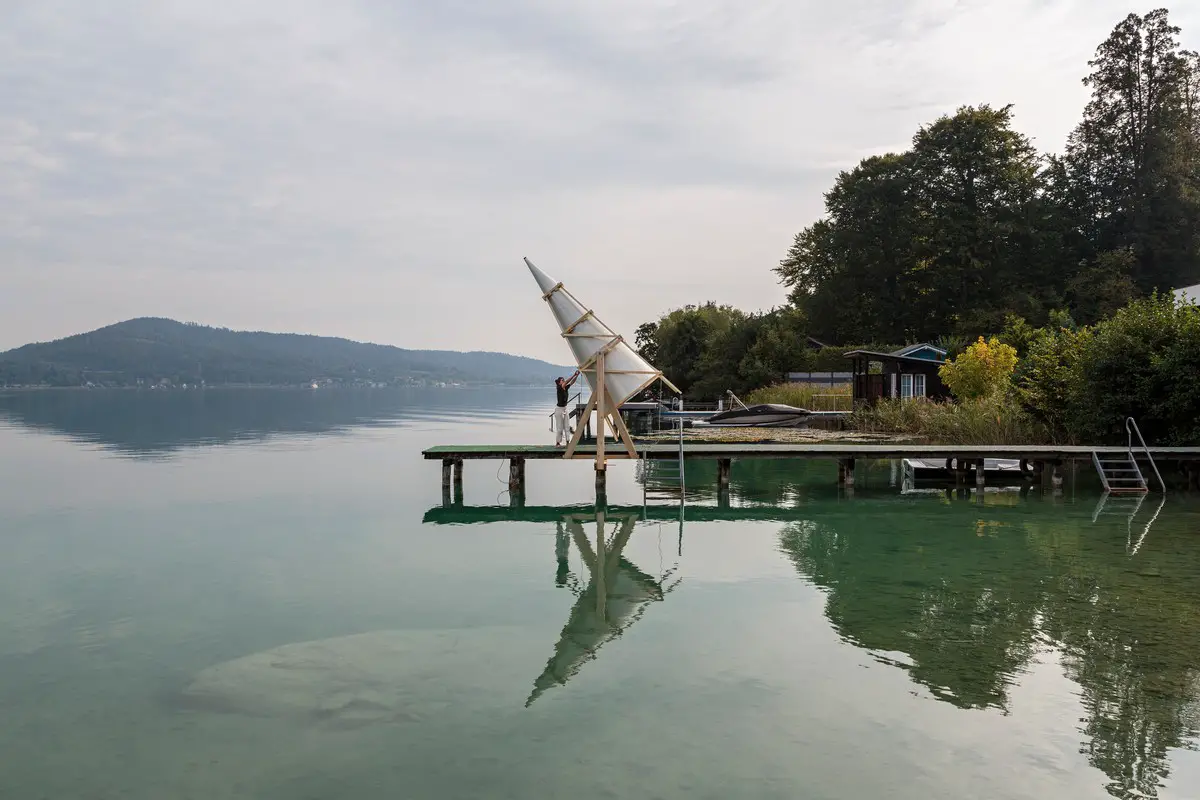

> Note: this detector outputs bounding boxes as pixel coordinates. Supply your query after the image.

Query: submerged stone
[178,627,540,729]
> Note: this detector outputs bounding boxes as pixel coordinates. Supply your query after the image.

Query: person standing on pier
[554,370,581,446]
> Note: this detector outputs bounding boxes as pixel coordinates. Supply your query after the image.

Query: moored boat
[704,403,812,428]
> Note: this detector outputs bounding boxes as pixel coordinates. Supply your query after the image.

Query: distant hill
[0,318,573,388]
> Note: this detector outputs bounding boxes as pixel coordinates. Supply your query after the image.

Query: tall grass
[745,382,853,411]
[850,395,1051,445]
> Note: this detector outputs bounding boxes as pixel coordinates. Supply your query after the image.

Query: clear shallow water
[2,388,1200,799]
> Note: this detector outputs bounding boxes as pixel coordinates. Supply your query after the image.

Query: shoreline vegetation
[634,9,1200,448]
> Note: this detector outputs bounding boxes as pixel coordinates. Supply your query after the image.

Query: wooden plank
[423,442,1200,461]
[595,349,606,471]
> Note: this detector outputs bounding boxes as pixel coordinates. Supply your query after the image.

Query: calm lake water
[2,387,1200,800]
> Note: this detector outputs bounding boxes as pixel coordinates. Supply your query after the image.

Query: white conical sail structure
[525,257,677,406]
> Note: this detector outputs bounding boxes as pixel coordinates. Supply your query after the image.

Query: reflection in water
[431,490,1200,800]
[779,498,1200,800]
[528,511,680,706]
[0,387,543,456]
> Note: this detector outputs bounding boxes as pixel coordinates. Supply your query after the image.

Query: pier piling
[837,457,856,488]
[423,443,1198,499]
[508,458,526,495]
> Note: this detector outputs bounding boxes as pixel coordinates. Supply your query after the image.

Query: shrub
[850,395,1048,445]
[745,382,852,411]
[938,337,1018,400]
[1064,295,1200,444]
[1013,294,1200,445]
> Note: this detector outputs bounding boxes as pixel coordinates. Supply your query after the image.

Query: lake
[2,387,1199,800]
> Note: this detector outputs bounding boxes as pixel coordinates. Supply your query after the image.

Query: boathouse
[845,343,949,405]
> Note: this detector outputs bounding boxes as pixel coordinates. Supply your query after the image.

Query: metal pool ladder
[1090,416,1166,494]
[639,418,687,503]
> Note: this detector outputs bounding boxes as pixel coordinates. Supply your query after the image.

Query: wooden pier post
[1051,461,1064,492]
[508,458,526,495]
[595,467,607,506]
[975,459,986,489]
[837,457,856,488]
[1033,460,1046,488]
[717,458,731,491]
[442,459,453,505]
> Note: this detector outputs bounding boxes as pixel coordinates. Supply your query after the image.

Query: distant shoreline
[0,383,550,392]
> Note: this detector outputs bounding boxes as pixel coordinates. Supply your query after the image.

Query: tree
[937,337,1018,400]
[634,322,659,365]
[1066,247,1141,324]
[1064,9,1200,293]
[777,105,1065,342]
[776,156,917,343]
[635,305,814,399]
[651,304,744,395]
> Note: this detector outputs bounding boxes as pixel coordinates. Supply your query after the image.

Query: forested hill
[0,318,573,388]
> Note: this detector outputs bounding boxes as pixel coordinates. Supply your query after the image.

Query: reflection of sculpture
[527,511,680,706]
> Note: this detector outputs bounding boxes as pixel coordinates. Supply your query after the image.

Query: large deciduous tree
[777,105,1058,342]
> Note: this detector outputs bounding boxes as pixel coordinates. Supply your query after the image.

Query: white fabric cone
[525,258,663,407]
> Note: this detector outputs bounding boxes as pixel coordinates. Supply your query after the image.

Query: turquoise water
[2,388,1199,799]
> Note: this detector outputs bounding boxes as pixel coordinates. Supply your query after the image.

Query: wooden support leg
[442,459,453,506]
[842,457,855,488]
[508,458,524,495]
[452,458,464,504]
[717,458,731,491]
[976,459,986,489]
[1051,461,1064,493]
[607,409,638,459]
[594,352,607,474]
[595,467,607,507]
[954,457,967,487]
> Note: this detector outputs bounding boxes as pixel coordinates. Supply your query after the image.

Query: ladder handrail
[1126,417,1166,493]
[677,418,686,496]
[1091,451,1112,493]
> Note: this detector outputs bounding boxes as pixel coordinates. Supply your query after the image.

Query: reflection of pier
[527,510,680,706]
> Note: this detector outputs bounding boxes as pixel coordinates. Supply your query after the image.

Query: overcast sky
[3,1,1197,362]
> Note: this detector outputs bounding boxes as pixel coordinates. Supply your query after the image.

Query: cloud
[1,0,1197,360]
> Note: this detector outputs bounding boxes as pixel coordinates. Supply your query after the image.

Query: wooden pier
[424,442,1200,501]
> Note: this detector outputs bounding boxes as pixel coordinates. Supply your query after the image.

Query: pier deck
[424,442,1200,500]
[423,443,1199,461]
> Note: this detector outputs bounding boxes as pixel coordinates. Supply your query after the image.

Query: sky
[3,1,1198,363]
